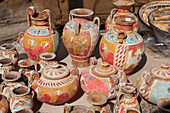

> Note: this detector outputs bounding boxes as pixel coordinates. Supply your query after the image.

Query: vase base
[72,59,90,68]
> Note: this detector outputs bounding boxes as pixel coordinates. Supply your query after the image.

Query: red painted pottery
[62,8,100,68]
[29,64,79,105]
[0,95,9,113]
[18,6,59,61]
[137,63,170,105]
[106,0,138,32]
[113,83,140,113]
[100,15,144,74]
[81,62,127,99]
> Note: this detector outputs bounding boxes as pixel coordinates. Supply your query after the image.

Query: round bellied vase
[100,15,144,74]
[29,63,79,105]
[137,63,170,105]
[62,8,100,68]
[0,58,14,76]
[18,6,59,61]
[80,62,127,100]
[106,0,138,32]
[9,85,34,113]
[113,83,140,113]
[0,43,19,66]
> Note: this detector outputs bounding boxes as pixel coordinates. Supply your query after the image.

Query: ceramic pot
[113,83,140,113]
[13,108,33,113]
[0,95,9,113]
[29,63,79,104]
[18,6,59,61]
[100,15,144,74]
[0,71,25,100]
[9,85,34,113]
[18,59,35,81]
[63,105,95,113]
[81,62,127,99]
[38,52,58,73]
[0,58,14,76]
[0,43,19,66]
[157,98,170,113]
[137,63,170,104]
[62,8,100,68]
[106,0,138,32]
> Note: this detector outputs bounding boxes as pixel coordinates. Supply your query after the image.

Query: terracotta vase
[9,85,34,113]
[0,58,14,76]
[63,104,95,113]
[81,62,127,100]
[100,15,144,74]
[113,83,140,113]
[137,63,170,105]
[0,71,25,100]
[38,52,58,72]
[106,0,138,32]
[62,8,100,68]
[13,108,33,113]
[0,43,19,66]
[18,6,59,61]
[0,95,9,113]
[29,63,79,105]
[18,59,35,81]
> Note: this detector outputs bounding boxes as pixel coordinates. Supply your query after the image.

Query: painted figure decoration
[62,8,100,68]
[18,6,59,61]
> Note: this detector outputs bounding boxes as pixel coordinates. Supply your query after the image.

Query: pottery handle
[0,83,5,93]
[26,6,36,28]
[70,67,79,78]
[28,71,40,86]
[42,9,54,34]
[69,14,73,21]
[90,57,98,65]
[93,17,100,29]
[17,32,24,46]
[19,68,26,75]
[63,105,72,113]
[110,8,118,22]
[31,90,35,98]
[118,30,127,44]
[74,22,80,36]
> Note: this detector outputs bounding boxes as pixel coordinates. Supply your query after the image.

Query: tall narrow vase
[62,8,100,68]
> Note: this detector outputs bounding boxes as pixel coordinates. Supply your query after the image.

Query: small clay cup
[157,98,170,113]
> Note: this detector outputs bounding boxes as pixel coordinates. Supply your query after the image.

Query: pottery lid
[91,62,118,77]
[41,64,69,80]
[150,63,170,79]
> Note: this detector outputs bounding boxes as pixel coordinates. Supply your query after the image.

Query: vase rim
[1,71,21,82]
[0,43,15,50]
[11,85,30,97]
[70,8,94,17]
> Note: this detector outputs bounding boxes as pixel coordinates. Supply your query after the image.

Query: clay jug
[81,62,127,99]
[137,63,170,104]
[0,71,25,100]
[0,58,14,76]
[0,43,19,66]
[106,0,138,32]
[62,8,100,67]
[29,64,79,104]
[38,52,58,72]
[100,15,144,74]
[0,95,9,113]
[113,83,140,113]
[18,6,59,61]
[9,85,34,113]
[18,59,35,82]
